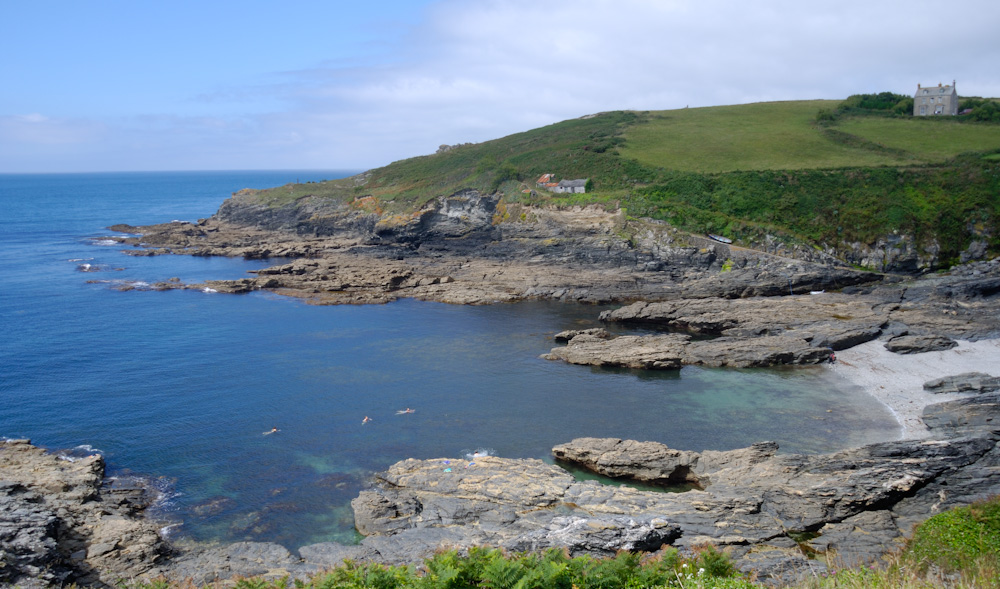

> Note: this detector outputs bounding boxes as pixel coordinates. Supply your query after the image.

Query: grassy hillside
[621,100,1000,172]
[835,116,1000,160]
[620,101,913,172]
[252,100,1000,266]
[254,111,648,211]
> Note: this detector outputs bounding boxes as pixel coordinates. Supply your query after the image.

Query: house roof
[558,179,588,188]
[536,173,554,184]
[916,83,956,96]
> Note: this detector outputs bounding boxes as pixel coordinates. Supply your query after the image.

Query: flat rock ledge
[545,294,885,369]
[543,282,1000,369]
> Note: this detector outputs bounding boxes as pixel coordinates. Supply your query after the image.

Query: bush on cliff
[904,494,1000,577]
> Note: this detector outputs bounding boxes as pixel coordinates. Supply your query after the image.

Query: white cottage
[552,179,588,194]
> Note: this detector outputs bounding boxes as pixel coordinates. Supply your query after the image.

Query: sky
[2,0,998,173]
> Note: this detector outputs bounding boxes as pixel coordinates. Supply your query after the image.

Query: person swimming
[396,408,415,414]
[362,416,371,425]
[263,426,279,435]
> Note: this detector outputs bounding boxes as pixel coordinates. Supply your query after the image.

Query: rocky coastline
[6,188,1000,586]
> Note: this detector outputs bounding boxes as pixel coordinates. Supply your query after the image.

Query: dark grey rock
[922,392,1000,436]
[923,372,1000,394]
[553,328,610,343]
[885,334,958,354]
[163,542,313,585]
[298,542,372,568]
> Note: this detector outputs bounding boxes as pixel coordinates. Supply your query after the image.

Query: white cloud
[4,0,999,172]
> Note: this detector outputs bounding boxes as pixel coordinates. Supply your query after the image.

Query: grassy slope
[835,115,1000,160]
[253,111,645,211]
[621,100,910,172]
[251,101,1000,265]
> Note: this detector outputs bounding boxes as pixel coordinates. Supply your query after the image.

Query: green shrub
[904,495,1000,574]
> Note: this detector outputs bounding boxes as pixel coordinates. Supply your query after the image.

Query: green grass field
[835,116,1000,161]
[620,101,913,172]
[619,100,1000,173]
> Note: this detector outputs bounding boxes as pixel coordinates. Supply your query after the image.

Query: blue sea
[0,171,898,548]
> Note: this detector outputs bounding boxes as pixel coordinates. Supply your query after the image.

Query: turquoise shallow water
[0,171,899,548]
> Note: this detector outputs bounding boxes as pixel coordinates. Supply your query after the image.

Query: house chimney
[938,82,942,87]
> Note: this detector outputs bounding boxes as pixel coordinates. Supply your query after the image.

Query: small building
[552,179,588,194]
[914,81,958,116]
[536,174,588,194]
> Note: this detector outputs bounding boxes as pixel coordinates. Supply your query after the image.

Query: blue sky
[2,0,999,173]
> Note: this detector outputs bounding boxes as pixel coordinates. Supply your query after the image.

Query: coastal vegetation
[251,97,1000,268]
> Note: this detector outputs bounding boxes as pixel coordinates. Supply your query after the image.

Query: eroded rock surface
[0,440,167,588]
[350,408,1000,583]
[542,275,1000,369]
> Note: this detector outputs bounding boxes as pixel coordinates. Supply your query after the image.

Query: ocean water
[0,171,899,548]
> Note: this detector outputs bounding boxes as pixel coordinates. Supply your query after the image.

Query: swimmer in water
[397,408,415,414]
[263,426,279,435]
[362,416,371,425]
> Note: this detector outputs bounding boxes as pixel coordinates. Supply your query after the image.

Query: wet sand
[830,339,1000,440]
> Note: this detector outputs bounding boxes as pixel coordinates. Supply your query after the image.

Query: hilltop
[246,98,1000,270]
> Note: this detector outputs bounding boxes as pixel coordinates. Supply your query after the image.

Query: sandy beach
[831,338,1000,440]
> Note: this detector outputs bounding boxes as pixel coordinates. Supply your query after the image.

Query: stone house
[553,179,588,194]
[535,174,588,194]
[914,81,958,116]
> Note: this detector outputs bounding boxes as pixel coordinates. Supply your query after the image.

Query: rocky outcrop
[350,411,1000,583]
[884,334,958,354]
[542,332,832,369]
[538,271,1000,370]
[924,372,1000,394]
[102,189,895,307]
[550,439,779,487]
[922,392,1000,436]
[0,440,167,588]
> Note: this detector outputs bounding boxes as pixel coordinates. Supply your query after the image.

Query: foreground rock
[351,398,1000,583]
[0,440,167,588]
